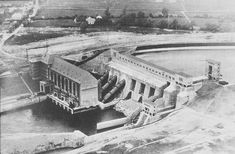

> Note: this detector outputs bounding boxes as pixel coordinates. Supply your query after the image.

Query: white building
[86,17,96,25]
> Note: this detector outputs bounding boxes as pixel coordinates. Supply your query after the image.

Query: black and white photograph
[1,0,235,153]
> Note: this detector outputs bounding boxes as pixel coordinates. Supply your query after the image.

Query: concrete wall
[81,87,98,107]
[111,50,193,87]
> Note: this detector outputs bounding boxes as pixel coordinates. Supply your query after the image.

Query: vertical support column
[133,81,141,101]
[71,81,74,96]
[154,87,160,98]
[144,84,150,99]
[74,82,77,97]
[63,77,66,91]
[69,80,72,94]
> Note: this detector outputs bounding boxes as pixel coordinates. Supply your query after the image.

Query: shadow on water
[31,100,99,135]
[1,99,125,135]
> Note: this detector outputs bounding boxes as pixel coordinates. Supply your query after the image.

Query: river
[0,73,124,135]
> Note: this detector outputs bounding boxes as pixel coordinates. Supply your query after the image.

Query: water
[0,73,124,135]
[0,102,124,135]
[137,49,235,84]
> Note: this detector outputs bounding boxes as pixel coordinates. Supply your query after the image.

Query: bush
[116,10,153,28]
[157,20,168,29]
[201,23,221,32]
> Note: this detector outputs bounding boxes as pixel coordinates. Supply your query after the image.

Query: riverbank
[1,131,86,154]
[0,95,47,114]
[3,31,235,59]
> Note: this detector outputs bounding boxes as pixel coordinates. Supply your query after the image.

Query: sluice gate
[98,75,118,102]
[102,80,126,104]
[98,72,109,87]
[98,72,109,101]
[102,76,117,96]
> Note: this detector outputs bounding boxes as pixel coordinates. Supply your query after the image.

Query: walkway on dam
[109,61,167,88]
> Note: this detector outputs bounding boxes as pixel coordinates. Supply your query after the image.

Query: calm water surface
[138,49,235,84]
[0,73,124,135]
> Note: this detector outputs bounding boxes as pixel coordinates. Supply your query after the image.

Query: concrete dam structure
[29,48,221,118]
[98,49,222,126]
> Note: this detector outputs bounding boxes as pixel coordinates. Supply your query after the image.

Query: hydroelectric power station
[29,47,222,128]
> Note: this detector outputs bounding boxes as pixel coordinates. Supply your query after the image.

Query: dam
[29,47,222,127]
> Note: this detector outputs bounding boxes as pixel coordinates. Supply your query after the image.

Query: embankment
[1,131,86,154]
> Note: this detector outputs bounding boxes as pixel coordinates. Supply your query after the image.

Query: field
[36,0,182,18]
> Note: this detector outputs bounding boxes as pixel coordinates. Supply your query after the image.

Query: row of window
[49,70,80,98]
[143,107,156,116]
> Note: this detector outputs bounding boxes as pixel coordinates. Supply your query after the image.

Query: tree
[149,13,154,18]
[137,11,145,18]
[158,20,168,29]
[136,11,145,27]
[121,6,127,17]
[80,21,88,33]
[162,8,169,18]
[170,19,179,29]
[201,23,221,32]
[104,7,111,18]
[103,7,112,25]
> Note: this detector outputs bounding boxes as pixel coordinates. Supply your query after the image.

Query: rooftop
[42,56,97,90]
[125,54,176,75]
[177,72,192,78]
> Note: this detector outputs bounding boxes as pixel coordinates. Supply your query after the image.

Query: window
[58,75,61,87]
[130,79,136,91]
[54,73,57,85]
[73,83,76,96]
[69,80,72,93]
[61,76,64,90]
[50,71,53,81]
[139,83,145,94]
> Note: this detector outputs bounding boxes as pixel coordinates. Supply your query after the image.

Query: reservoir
[137,49,235,84]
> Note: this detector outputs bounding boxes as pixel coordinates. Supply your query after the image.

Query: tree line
[77,7,220,33]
